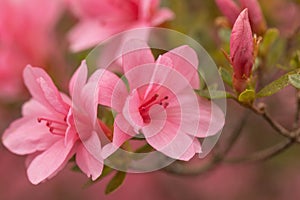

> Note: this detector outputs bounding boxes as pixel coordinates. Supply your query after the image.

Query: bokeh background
[1,0,300,199]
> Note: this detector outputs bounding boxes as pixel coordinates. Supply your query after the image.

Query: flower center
[138,94,169,123]
[37,117,68,136]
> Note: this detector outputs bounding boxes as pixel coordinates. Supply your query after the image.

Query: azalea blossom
[92,40,225,161]
[67,0,174,52]
[0,0,65,100]
[230,9,254,93]
[2,61,107,184]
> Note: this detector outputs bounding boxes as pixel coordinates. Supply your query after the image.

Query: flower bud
[230,9,254,93]
[215,0,240,25]
[240,0,267,35]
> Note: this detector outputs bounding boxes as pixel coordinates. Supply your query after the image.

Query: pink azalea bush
[2,62,108,184]
[2,1,300,198]
[67,0,174,52]
[0,0,65,100]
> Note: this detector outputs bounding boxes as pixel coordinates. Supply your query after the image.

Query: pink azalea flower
[2,61,106,184]
[230,9,254,93]
[93,40,225,161]
[0,0,65,100]
[67,0,174,52]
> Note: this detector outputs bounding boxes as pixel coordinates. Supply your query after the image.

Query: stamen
[38,117,67,126]
[163,102,169,108]
[49,127,65,136]
[139,94,170,124]
[37,117,67,137]
[139,94,159,109]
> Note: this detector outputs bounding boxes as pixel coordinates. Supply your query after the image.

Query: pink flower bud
[240,0,267,35]
[230,9,254,93]
[215,0,241,25]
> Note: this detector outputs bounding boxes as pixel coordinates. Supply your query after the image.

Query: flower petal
[186,98,225,138]
[151,8,175,26]
[145,127,198,161]
[160,45,200,89]
[76,143,103,181]
[122,39,155,74]
[215,0,240,25]
[2,117,58,155]
[68,20,120,52]
[23,65,69,115]
[69,60,88,96]
[102,115,132,159]
[122,89,144,130]
[97,69,128,112]
[26,139,74,184]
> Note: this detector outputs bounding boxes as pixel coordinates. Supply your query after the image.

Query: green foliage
[238,89,256,104]
[219,67,232,86]
[256,70,300,97]
[105,171,127,194]
[259,28,286,70]
[260,28,279,56]
[135,143,154,153]
[289,74,300,89]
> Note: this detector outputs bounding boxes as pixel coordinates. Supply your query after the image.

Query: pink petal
[151,8,175,26]
[122,39,155,74]
[160,45,200,89]
[215,0,241,25]
[187,98,225,138]
[76,143,103,181]
[69,60,88,96]
[230,9,254,93]
[142,104,168,137]
[23,65,69,115]
[145,125,198,161]
[2,117,58,155]
[102,115,132,159]
[27,139,74,184]
[122,89,144,130]
[138,0,159,20]
[22,99,54,117]
[239,0,266,34]
[97,69,128,112]
[68,20,120,52]
[230,8,253,79]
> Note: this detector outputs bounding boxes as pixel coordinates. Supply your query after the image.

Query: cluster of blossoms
[2,39,225,184]
[1,0,269,189]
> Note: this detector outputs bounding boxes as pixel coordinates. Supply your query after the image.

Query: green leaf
[238,89,256,103]
[196,89,234,99]
[289,74,300,89]
[256,70,300,97]
[135,144,154,153]
[105,171,126,194]
[260,28,279,56]
[219,67,232,86]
